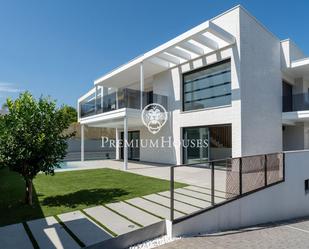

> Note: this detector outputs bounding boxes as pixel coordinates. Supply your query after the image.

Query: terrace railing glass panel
[80,88,168,118]
[282,93,309,112]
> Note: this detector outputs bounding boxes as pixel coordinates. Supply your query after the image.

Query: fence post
[239,158,242,195]
[264,155,268,186]
[170,166,174,222]
[283,153,285,181]
[211,162,215,206]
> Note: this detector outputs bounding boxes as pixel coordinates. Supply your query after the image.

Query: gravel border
[129,235,180,249]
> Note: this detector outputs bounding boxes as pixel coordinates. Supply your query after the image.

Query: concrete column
[115,128,120,160]
[81,124,85,162]
[123,117,128,170]
[140,62,144,109]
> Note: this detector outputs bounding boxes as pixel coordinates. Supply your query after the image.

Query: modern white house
[78,5,309,170]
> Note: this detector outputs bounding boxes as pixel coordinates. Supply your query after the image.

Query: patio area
[59,159,228,192]
[0,160,230,249]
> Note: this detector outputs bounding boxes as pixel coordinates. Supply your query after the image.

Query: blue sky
[0,0,308,107]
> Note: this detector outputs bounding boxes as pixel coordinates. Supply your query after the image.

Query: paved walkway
[0,184,226,249]
[158,218,309,249]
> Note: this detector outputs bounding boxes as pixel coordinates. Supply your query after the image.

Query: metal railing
[79,88,168,118]
[170,153,285,222]
[283,93,309,112]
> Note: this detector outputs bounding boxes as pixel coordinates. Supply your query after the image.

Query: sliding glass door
[183,127,209,164]
[183,125,231,164]
[121,131,140,161]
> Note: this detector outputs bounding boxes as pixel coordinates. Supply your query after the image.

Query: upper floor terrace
[282,55,309,124]
[79,87,168,119]
[78,20,236,122]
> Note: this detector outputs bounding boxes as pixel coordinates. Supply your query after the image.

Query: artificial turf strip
[140,196,186,215]
[103,204,143,228]
[122,200,164,220]
[54,215,85,247]
[155,192,203,209]
[0,167,186,226]
[80,210,117,237]
[22,222,39,249]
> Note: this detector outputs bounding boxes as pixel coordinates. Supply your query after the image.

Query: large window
[183,125,231,164]
[183,59,231,111]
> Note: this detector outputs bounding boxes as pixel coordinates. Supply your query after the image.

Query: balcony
[79,88,168,118]
[283,93,309,112]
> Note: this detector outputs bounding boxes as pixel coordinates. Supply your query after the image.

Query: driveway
[158,217,309,249]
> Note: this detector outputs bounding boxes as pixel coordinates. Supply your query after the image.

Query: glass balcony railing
[79,88,168,118]
[283,93,309,112]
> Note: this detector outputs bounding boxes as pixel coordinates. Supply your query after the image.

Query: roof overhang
[94,21,236,88]
[282,110,309,125]
[284,57,309,81]
[79,108,143,128]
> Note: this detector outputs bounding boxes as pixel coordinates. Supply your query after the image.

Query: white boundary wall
[170,150,309,237]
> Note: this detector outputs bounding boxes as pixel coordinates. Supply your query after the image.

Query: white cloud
[0,82,23,93]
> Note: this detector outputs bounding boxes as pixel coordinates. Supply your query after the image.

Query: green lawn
[0,167,185,226]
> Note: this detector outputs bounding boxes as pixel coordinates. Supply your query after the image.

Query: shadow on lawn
[0,168,45,226]
[41,188,129,208]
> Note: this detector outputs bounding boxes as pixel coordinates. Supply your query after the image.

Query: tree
[60,105,77,124]
[0,92,74,205]
[0,102,8,115]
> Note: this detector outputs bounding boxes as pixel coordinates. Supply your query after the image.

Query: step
[126,197,183,219]
[0,223,33,249]
[106,201,161,227]
[143,194,200,214]
[58,211,112,246]
[84,206,140,235]
[27,216,80,249]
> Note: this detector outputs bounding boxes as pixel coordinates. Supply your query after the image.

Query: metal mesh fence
[266,153,284,184]
[170,153,284,222]
[242,155,265,194]
[225,158,240,199]
[225,153,284,199]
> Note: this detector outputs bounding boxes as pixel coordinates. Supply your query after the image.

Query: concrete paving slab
[159,191,211,208]
[175,188,211,201]
[27,216,80,249]
[143,194,200,214]
[106,201,161,227]
[83,205,139,235]
[184,186,227,198]
[0,223,33,249]
[175,188,224,203]
[126,197,183,219]
[58,211,112,246]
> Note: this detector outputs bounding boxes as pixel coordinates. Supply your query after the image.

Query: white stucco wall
[171,150,309,236]
[280,39,306,68]
[290,40,306,62]
[140,6,285,164]
[138,7,242,165]
[86,6,301,165]
[239,8,282,156]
